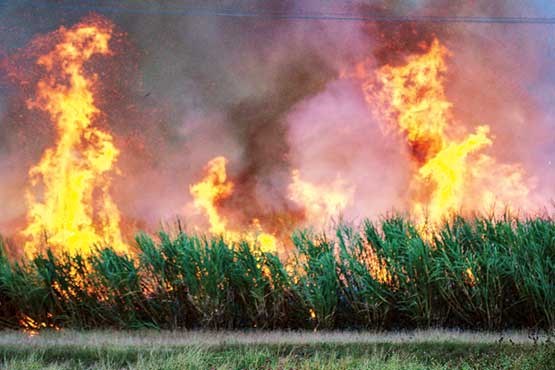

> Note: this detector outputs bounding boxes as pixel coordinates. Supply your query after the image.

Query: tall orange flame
[189,156,233,235]
[22,18,126,257]
[190,156,277,252]
[354,39,530,226]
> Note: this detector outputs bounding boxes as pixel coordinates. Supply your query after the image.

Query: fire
[413,126,492,223]
[288,169,353,227]
[22,17,126,257]
[189,156,233,235]
[189,161,353,252]
[309,308,316,319]
[369,39,490,225]
[10,16,534,261]
[363,241,391,285]
[353,38,530,227]
[465,267,476,286]
[19,313,60,336]
[251,218,277,253]
[190,156,277,252]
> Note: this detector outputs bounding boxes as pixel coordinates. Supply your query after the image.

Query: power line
[8,1,555,25]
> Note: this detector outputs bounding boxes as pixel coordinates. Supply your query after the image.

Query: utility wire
[6,1,555,24]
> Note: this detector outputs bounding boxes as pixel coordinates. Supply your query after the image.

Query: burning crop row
[1,215,554,331]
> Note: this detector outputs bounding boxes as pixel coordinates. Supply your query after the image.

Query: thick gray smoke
[0,1,553,239]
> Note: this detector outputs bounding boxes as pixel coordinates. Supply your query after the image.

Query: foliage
[1,215,554,330]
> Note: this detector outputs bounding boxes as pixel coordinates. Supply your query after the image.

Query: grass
[0,214,554,331]
[0,330,554,369]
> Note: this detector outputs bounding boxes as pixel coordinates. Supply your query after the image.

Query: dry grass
[0,329,551,348]
[1,330,553,369]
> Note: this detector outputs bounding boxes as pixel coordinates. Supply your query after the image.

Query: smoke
[286,78,410,222]
[0,0,554,241]
[284,1,555,223]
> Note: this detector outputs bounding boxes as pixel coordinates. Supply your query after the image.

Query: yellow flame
[356,38,530,227]
[309,308,316,319]
[19,313,59,336]
[190,156,278,252]
[373,39,451,157]
[465,267,476,286]
[22,18,126,257]
[371,39,490,224]
[189,156,233,235]
[413,126,492,223]
[251,218,277,253]
[362,241,391,285]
